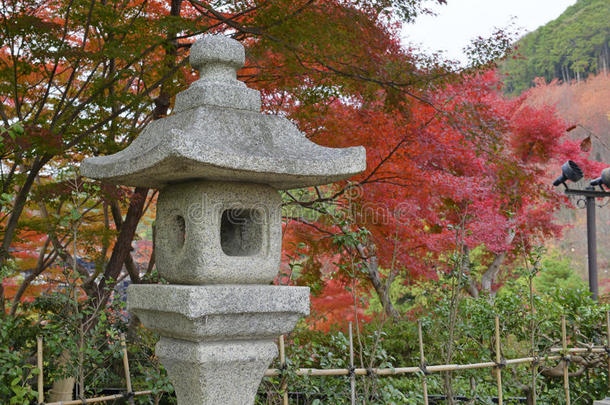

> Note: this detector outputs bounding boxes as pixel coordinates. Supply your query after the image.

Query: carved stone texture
[157,339,277,405]
[155,181,281,284]
[127,284,310,341]
[128,284,310,405]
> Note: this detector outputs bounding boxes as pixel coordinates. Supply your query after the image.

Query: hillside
[525,73,610,292]
[501,0,609,95]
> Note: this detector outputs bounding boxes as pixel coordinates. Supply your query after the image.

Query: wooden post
[531,361,537,405]
[417,320,429,405]
[37,336,44,404]
[495,316,503,405]
[606,311,609,386]
[279,335,288,405]
[349,322,356,405]
[562,315,570,405]
[120,334,135,405]
[606,311,610,384]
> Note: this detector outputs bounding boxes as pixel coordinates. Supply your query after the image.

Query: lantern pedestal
[157,338,277,405]
[127,284,309,404]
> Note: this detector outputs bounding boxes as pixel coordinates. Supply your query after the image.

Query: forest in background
[498,0,610,294]
[501,0,609,95]
[525,73,610,293]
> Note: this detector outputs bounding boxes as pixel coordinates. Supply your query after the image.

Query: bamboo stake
[562,315,570,405]
[606,311,610,386]
[37,336,44,405]
[120,334,135,405]
[531,358,537,405]
[417,320,429,405]
[529,273,536,405]
[495,316,503,405]
[45,390,154,405]
[279,335,288,405]
[349,322,356,405]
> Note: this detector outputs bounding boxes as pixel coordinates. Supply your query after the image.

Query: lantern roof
[80,35,365,189]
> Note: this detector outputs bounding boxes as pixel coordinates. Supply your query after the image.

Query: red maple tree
[277,70,602,325]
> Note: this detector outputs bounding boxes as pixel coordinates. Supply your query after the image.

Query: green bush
[0,314,39,404]
[0,292,175,404]
[257,280,609,404]
[534,251,586,294]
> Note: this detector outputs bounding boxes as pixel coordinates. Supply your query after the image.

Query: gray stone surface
[127,284,310,341]
[155,181,282,284]
[157,338,276,405]
[79,34,366,405]
[80,35,366,190]
[189,34,245,76]
[130,284,309,404]
[176,35,260,113]
[594,400,610,404]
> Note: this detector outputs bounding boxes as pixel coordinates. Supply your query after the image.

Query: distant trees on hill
[525,73,609,161]
[524,72,610,293]
[502,0,609,95]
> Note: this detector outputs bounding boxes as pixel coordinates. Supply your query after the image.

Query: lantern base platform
[127,284,309,405]
[157,338,277,405]
[127,284,309,341]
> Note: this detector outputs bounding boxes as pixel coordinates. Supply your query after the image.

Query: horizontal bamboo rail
[42,347,606,403]
[265,356,553,376]
[45,390,154,405]
[264,345,609,377]
[549,346,606,354]
[35,313,610,403]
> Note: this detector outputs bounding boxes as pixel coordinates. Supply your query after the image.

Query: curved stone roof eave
[80,107,366,190]
[81,150,365,189]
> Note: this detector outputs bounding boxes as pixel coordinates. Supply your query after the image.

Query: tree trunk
[9,238,53,315]
[366,254,399,318]
[480,228,516,295]
[92,187,148,310]
[480,252,507,294]
[354,240,399,318]
[153,0,183,120]
[84,0,182,326]
[90,0,183,308]
[0,157,48,311]
[461,246,480,298]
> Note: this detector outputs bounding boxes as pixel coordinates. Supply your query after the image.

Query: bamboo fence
[417,320,428,405]
[33,312,610,405]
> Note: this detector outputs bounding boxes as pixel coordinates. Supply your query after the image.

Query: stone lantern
[81,35,365,404]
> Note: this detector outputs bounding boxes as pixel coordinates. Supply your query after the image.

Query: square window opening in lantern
[220,208,263,256]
